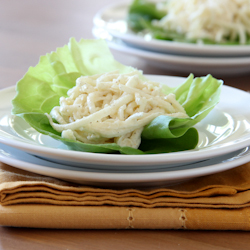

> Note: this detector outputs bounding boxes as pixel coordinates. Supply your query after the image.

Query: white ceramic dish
[1,75,250,169]
[93,27,250,76]
[93,2,250,57]
[1,144,250,187]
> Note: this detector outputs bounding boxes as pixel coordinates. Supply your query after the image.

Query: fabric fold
[1,205,250,230]
[1,162,250,229]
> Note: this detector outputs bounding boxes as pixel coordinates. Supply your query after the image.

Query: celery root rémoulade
[128,0,250,44]
[11,38,223,154]
[46,70,188,149]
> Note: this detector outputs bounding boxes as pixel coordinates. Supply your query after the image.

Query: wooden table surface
[1,0,250,249]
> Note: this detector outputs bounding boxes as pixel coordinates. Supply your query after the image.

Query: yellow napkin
[1,162,250,230]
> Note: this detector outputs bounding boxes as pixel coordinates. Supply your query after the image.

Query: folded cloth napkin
[1,162,250,230]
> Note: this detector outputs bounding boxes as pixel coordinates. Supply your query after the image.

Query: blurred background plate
[93,27,250,76]
[93,2,250,57]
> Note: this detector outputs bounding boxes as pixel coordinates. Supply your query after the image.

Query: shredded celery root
[47,70,188,148]
[153,0,250,44]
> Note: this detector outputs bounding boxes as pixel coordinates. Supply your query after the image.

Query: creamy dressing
[47,71,188,148]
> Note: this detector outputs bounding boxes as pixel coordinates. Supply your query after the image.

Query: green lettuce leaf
[142,74,222,142]
[12,38,223,154]
[127,0,166,31]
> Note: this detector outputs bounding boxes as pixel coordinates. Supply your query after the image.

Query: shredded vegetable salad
[128,0,250,44]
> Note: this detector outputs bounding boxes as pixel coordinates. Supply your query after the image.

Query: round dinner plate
[1,144,250,187]
[0,75,250,170]
[93,2,250,57]
[92,27,250,76]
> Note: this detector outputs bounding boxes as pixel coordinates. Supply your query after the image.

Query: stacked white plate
[92,2,250,76]
[1,75,250,187]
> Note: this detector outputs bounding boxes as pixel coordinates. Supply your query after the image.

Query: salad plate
[93,2,250,57]
[1,75,250,169]
[1,143,250,187]
[93,27,250,76]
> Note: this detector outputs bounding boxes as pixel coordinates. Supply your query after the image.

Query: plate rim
[101,34,250,66]
[1,144,250,185]
[1,75,250,166]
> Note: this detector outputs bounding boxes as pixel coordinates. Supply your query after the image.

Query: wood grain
[1,227,250,250]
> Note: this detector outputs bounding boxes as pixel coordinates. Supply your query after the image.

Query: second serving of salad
[127,0,250,45]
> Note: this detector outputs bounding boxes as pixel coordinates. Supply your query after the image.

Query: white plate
[0,75,250,169]
[93,27,250,76]
[93,2,250,57]
[1,144,250,187]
